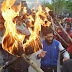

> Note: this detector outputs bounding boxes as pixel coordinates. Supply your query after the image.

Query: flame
[22,5,51,53]
[23,7,27,14]
[1,0,25,54]
[1,0,51,55]
[29,5,51,32]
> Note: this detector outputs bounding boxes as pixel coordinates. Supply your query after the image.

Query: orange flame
[22,5,51,53]
[1,0,25,54]
[1,0,51,55]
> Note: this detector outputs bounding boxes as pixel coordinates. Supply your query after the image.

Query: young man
[36,28,70,72]
[60,23,72,65]
[67,33,72,59]
[60,23,72,49]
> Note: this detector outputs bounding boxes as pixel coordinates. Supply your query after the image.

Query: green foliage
[42,2,53,10]
[66,1,72,13]
[42,0,72,15]
[51,0,66,14]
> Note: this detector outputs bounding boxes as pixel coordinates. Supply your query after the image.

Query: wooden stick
[55,18,72,42]
[0,53,44,72]
[49,11,72,42]
[51,18,69,46]
[0,57,18,72]
[21,54,44,72]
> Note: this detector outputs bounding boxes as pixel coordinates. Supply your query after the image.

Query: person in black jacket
[61,59,72,72]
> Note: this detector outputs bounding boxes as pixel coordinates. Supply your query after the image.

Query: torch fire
[1,0,51,56]
[0,0,52,72]
[1,0,25,55]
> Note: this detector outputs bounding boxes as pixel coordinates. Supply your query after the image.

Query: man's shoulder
[42,40,45,43]
[53,39,60,48]
[53,39,60,44]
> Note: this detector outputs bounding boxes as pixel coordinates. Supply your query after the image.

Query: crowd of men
[0,11,72,72]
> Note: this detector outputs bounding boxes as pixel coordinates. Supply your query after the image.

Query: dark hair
[45,27,54,36]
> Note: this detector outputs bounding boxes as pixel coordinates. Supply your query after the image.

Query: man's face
[45,33,54,44]
[66,25,71,31]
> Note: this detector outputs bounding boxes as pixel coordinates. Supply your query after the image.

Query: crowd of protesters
[0,7,72,72]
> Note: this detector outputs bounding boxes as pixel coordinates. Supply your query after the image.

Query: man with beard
[36,28,70,72]
[60,23,72,66]
[60,23,72,49]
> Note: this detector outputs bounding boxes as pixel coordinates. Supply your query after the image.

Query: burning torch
[0,0,54,72]
[0,0,44,72]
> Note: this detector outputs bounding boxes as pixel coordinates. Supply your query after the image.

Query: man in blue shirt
[36,28,70,72]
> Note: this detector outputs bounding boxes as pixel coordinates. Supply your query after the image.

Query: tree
[42,2,53,10]
[51,0,66,14]
[66,1,72,14]
[41,0,72,16]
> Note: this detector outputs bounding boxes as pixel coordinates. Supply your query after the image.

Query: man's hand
[38,51,47,58]
[63,57,69,62]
